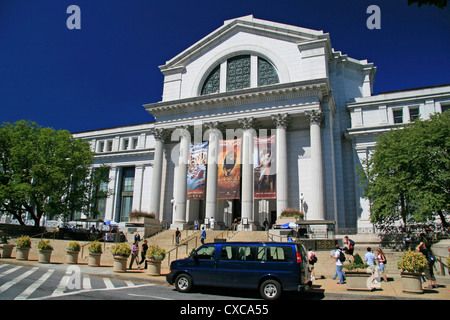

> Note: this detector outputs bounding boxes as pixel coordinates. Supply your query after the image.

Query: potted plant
[146,245,166,276]
[66,241,81,264]
[15,235,31,260]
[38,239,53,263]
[88,241,103,267]
[277,208,304,225]
[342,254,371,291]
[0,235,15,258]
[397,249,428,294]
[111,242,131,273]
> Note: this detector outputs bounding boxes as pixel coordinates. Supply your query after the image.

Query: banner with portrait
[217,138,242,199]
[187,141,208,200]
[254,135,276,199]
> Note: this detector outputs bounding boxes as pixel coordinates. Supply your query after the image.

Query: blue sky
[1,0,449,133]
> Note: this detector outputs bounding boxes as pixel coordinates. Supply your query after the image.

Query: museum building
[73,15,450,234]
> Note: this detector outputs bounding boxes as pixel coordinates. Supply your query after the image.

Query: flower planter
[16,247,30,260]
[400,272,423,294]
[38,249,53,264]
[0,244,15,258]
[88,253,102,267]
[66,250,80,264]
[146,259,162,276]
[345,271,373,291]
[113,255,128,273]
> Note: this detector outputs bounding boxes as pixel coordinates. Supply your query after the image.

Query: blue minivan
[166,242,312,300]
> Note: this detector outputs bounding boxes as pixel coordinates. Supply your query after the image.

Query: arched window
[200,55,279,96]
[201,65,220,95]
[226,55,251,91]
[258,57,279,87]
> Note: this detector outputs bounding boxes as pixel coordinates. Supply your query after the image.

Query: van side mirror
[192,251,198,260]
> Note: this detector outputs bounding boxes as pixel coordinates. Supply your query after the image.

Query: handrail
[214,226,236,241]
[166,232,200,266]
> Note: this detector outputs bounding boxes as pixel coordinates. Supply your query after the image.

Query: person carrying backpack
[331,245,346,284]
[308,248,318,281]
[344,235,355,263]
[416,240,437,289]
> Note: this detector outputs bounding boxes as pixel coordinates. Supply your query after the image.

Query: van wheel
[175,273,193,293]
[260,279,282,300]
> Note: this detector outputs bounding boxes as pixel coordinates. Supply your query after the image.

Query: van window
[219,245,293,262]
[196,245,215,260]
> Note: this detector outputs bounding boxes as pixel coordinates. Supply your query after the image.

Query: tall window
[119,167,135,222]
[393,109,403,124]
[201,55,279,95]
[409,107,419,121]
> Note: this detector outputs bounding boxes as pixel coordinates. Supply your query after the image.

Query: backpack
[310,254,318,264]
[348,239,355,249]
[338,250,346,263]
[427,251,436,265]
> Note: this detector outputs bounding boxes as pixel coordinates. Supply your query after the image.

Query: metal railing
[166,233,200,266]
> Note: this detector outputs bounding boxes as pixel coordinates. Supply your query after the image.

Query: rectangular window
[409,107,419,121]
[442,104,450,113]
[393,109,403,124]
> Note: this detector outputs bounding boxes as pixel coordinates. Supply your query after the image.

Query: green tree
[359,112,449,227]
[0,120,109,226]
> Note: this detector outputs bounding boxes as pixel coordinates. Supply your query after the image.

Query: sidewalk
[2,256,449,300]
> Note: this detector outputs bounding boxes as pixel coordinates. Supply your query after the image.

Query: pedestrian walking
[331,245,346,284]
[201,227,206,245]
[175,228,181,245]
[308,248,317,281]
[416,239,437,289]
[343,235,355,263]
[376,248,388,282]
[129,241,142,270]
[140,239,148,269]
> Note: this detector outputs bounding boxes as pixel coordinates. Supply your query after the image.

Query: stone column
[307,110,325,221]
[271,113,290,217]
[204,121,222,225]
[238,117,257,229]
[172,126,190,229]
[149,128,167,220]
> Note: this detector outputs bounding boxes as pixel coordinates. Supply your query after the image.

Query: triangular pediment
[159,15,329,73]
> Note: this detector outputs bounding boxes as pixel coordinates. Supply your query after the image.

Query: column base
[170,222,189,230]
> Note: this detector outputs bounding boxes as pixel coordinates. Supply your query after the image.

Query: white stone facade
[73,16,450,233]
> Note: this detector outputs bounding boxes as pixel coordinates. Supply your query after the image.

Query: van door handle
[214,261,217,268]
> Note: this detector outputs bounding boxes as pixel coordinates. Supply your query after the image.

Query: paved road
[0,262,330,301]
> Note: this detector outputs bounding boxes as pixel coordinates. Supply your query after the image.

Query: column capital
[203,121,223,132]
[150,128,169,142]
[238,117,259,130]
[306,110,324,127]
[271,113,290,129]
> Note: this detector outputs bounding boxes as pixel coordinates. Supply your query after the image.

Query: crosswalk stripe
[15,268,55,300]
[103,277,115,289]
[125,281,135,287]
[83,275,91,290]
[0,267,39,295]
[0,265,22,278]
[51,270,72,296]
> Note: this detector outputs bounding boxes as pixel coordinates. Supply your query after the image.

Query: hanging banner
[254,135,276,199]
[187,141,208,200]
[217,138,242,199]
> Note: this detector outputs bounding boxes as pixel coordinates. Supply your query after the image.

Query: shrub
[146,245,166,260]
[129,210,156,219]
[342,253,368,271]
[38,239,53,251]
[88,241,102,254]
[67,241,81,252]
[111,243,131,257]
[280,208,304,219]
[16,235,31,248]
[397,249,428,273]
